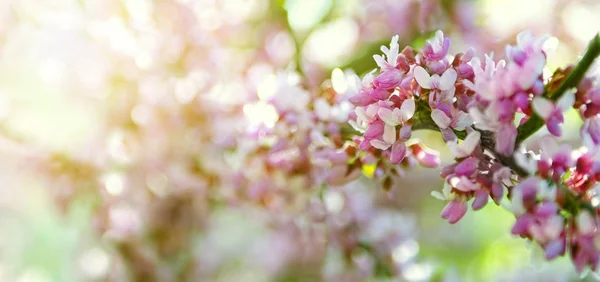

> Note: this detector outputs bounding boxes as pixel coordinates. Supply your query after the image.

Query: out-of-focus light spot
[304,18,359,67]
[257,74,277,101]
[146,172,169,197]
[107,131,135,164]
[124,0,153,24]
[402,263,433,281]
[562,3,600,44]
[324,190,344,213]
[174,78,197,104]
[266,31,296,66]
[102,173,124,196]
[105,17,138,55]
[223,0,260,25]
[16,270,50,282]
[79,247,110,279]
[107,207,141,239]
[0,97,10,121]
[247,63,274,90]
[331,68,347,94]
[135,52,153,70]
[39,60,66,85]
[243,102,279,128]
[193,5,222,31]
[131,104,152,125]
[543,37,559,54]
[285,0,332,32]
[392,240,419,264]
[482,0,551,37]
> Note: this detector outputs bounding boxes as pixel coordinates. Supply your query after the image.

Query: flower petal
[451,111,473,130]
[441,199,467,224]
[461,130,481,156]
[556,91,575,111]
[577,211,596,235]
[532,97,555,120]
[400,99,415,121]
[314,98,331,120]
[431,109,452,129]
[383,124,397,145]
[439,68,457,91]
[413,66,432,89]
[390,142,407,164]
[370,139,392,150]
[377,107,400,126]
[540,136,560,157]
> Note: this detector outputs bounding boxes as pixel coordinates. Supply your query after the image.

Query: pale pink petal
[556,92,575,111]
[365,103,379,118]
[383,124,397,145]
[354,107,371,123]
[390,142,407,164]
[532,97,555,120]
[377,107,400,126]
[431,109,451,129]
[413,66,432,89]
[373,54,388,69]
[400,99,415,121]
[462,80,476,91]
[451,111,473,130]
[516,30,533,48]
[370,139,392,150]
[542,37,559,54]
[545,216,564,239]
[314,98,331,120]
[446,141,462,158]
[453,176,477,192]
[495,124,517,156]
[540,136,560,157]
[439,68,457,91]
[576,211,596,235]
[461,130,481,156]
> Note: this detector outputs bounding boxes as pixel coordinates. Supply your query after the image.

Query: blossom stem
[515,33,600,145]
[341,101,530,176]
[412,101,529,176]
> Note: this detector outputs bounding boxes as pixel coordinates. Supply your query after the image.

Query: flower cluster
[3,0,600,280]
[347,30,600,275]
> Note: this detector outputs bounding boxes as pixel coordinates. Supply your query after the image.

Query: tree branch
[516,33,600,145]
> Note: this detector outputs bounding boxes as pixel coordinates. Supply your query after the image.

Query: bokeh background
[0,0,600,281]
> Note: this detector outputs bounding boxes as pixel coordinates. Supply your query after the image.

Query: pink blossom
[377,99,415,127]
[373,69,404,90]
[390,142,407,164]
[495,124,517,156]
[446,130,480,158]
[414,66,457,91]
[532,93,575,136]
[441,199,468,224]
[373,35,400,71]
[422,30,451,61]
[431,109,473,130]
[582,115,600,148]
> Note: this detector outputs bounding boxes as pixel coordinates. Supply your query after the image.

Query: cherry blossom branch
[411,101,530,176]
[342,102,530,176]
[516,33,600,145]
